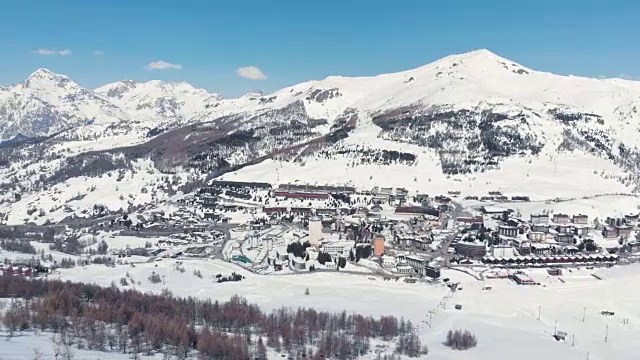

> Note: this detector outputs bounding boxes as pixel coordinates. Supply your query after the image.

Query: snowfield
[48,259,640,360]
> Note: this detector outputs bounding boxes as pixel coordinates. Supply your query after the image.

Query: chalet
[616,225,632,238]
[373,195,390,203]
[530,214,550,224]
[448,190,461,196]
[203,211,221,221]
[628,242,640,253]
[606,217,626,227]
[572,214,589,225]
[555,233,575,244]
[532,223,550,233]
[292,257,306,271]
[552,213,570,224]
[498,225,518,238]
[434,195,452,204]
[624,213,639,226]
[556,224,574,234]
[531,243,552,255]
[603,227,619,238]
[276,250,289,262]
[376,187,394,202]
[380,255,396,269]
[528,231,546,242]
[395,188,409,200]
[464,195,479,201]
[573,225,590,237]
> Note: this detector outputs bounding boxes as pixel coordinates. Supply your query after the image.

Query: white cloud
[236,66,267,80]
[34,49,72,56]
[145,60,182,70]
[93,50,105,56]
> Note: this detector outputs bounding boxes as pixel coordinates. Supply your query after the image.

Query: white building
[264,235,274,251]
[309,216,323,246]
[381,255,396,269]
[247,230,260,248]
[396,264,414,274]
[322,241,355,258]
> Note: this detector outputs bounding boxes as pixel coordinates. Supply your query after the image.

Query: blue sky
[0,0,638,97]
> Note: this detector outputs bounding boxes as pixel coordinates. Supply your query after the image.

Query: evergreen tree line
[0,275,420,359]
[0,239,36,254]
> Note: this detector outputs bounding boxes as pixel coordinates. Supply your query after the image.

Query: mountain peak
[425,49,532,77]
[441,49,511,65]
[24,68,76,89]
[27,68,67,80]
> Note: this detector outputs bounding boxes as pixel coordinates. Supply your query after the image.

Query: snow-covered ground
[501,194,640,220]
[1,159,174,225]
[0,332,141,360]
[51,258,640,360]
[223,147,631,200]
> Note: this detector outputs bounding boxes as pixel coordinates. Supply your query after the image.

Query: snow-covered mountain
[0,68,128,140]
[4,49,640,224]
[95,80,222,125]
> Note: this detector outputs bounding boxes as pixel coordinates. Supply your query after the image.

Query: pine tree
[257,336,267,360]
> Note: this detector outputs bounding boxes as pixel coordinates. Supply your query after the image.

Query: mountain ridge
[3,49,640,141]
[3,49,640,224]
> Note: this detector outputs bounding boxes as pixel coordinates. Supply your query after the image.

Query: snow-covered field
[0,332,141,360]
[223,147,631,200]
[501,194,640,220]
[49,258,640,360]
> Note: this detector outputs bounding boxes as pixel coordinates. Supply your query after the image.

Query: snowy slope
[95,79,222,125]
[56,259,640,360]
[0,69,129,139]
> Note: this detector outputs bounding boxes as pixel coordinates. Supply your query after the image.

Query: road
[432,201,470,264]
